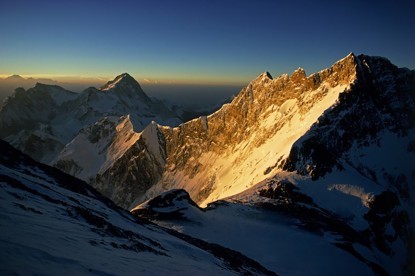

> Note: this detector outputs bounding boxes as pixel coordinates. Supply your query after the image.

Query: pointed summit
[251,72,273,85]
[333,52,357,68]
[253,72,273,80]
[263,71,273,80]
[101,73,139,91]
[347,52,355,57]
[100,73,151,102]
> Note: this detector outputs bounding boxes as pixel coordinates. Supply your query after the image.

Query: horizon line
[0,73,250,86]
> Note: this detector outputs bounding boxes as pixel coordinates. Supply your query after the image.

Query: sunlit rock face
[85,54,357,207]
[125,53,359,207]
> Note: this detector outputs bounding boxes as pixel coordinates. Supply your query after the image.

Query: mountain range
[0,73,182,163]
[0,53,414,275]
[0,75,107,104]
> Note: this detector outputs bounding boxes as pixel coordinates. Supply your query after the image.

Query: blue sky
[0,0,414,84]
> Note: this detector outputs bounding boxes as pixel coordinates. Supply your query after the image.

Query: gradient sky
[1,0,414,85]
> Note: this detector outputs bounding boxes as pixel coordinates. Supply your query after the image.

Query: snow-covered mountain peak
[101,72,138,90]
[335,53,357,71]
[119,72,133,78]
[344,51,355,59]
[251,71,273,84]
[99,72,152,103]
[334,52,356,65]
[53,114,141,180]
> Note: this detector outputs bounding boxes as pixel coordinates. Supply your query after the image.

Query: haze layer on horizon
[0,74,241,110]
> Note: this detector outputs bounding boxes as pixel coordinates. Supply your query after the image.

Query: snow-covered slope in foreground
[133,189,381,275]
[0,140,274,275]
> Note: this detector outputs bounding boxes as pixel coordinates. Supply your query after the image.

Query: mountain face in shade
[100,72,151,103]
[0,73,182,164]
[132,188,386,275]
[0,140,275,275]
[280,55,415,181]
[0,75,64,104]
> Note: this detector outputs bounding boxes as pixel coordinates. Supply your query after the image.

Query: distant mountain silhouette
[0,75,61,104]
[0,75,104,105]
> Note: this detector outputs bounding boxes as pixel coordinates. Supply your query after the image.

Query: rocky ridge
[94,53,358,208]
[0,73,182,164]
